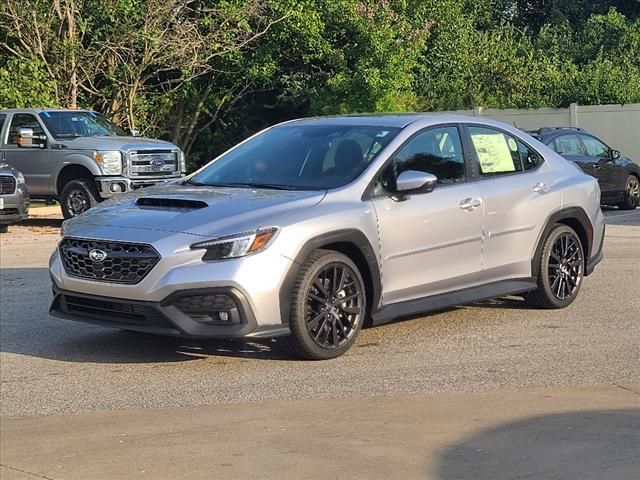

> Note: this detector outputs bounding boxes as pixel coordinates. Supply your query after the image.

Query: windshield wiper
[55,133,82,138]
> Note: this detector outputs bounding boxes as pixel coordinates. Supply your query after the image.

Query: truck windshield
[190,124,400,190]
[38,111,127,138]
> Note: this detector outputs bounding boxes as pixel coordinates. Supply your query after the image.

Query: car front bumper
[48,236,294,339]
[0,188,30,225]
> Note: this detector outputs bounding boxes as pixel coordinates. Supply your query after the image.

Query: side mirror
[130,129,140,137]
[610,149,621,161]
[395,170,438,197]
[17,128,47,149]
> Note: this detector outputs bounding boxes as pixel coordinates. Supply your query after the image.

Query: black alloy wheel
[285,249,366,360]
[305,263,364,349]
[525,224,585,309]
[619,175,639,210]
[547,231,584,301]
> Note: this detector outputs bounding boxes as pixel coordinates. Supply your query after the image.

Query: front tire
[60,179,101,219]
[284,249,366,360]
[618,174,639,210]
[525,224,585,309]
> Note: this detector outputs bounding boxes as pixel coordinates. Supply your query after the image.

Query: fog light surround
[173,293,241,325]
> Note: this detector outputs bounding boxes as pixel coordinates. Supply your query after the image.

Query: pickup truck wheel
[284,249,366,360]
[61,179,100,219]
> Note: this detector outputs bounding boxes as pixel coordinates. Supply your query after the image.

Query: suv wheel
[61,179,100,219]
[618,175,639,210]
[284,249,366,360]
[525,224,584,309]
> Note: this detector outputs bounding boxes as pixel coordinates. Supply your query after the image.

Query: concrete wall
[442,103,640,162]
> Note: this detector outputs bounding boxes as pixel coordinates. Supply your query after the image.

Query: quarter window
[379,126,466,192]
[7,114,45,145]
[552,134,585,156]
[469,126,541,175]
[580,135,609,158]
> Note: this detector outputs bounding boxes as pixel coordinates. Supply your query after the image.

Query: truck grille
[0,175,16,194]
[129,150,179,178]
[59,238,160,284]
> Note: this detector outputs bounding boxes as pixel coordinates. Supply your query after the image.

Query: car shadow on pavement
[435,408,640,480]
[0,267,296,363]
[20,218,63,228]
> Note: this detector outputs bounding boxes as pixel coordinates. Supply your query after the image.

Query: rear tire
[525,224,585,309]
[60,179,100,219]
[283,249,366,360]
[618,174,639,210]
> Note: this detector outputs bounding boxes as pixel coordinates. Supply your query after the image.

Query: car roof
[0,108,93,114]
[285,113,498,128]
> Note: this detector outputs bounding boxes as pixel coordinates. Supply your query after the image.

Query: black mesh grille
[174,294,237,313]
[0,176,16,194]
[59,238,160,284]
[55,294,167,325]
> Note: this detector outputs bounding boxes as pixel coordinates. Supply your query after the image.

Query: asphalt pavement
[1,208,638,417]
[0,208,638,479]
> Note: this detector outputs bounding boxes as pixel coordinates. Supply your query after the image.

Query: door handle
[533,182,551,194]
[459,198,482,210]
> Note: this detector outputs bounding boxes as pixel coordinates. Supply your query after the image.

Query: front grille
[0,176,16,195]
[59,238,160,284]
[129,150,179,178]
[55,294,167,326]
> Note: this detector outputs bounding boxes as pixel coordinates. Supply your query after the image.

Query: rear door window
[552,134,586,156]
[468,126,542,176]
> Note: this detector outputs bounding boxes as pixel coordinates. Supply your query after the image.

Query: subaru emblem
[89,249,108,263]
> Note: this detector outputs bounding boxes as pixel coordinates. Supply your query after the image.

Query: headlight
[179,150,186,173]
[191,228,277,261]
[94,150,122,175]
[15,172,26,185]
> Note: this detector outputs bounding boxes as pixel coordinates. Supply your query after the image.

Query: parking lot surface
[1,208,638,417]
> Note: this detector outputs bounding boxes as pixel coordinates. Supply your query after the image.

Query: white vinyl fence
[441,103,640,162]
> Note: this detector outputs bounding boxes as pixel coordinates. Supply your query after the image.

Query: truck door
[2,113,51,195]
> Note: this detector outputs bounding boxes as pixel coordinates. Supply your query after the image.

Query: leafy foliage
[1,0,639,168]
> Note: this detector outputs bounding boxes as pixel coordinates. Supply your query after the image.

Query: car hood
[65,184,326,238]
[58,136,178,151]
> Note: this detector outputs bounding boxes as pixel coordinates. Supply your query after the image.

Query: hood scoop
[136,197,208,210]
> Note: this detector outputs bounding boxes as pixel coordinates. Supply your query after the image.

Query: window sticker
[507,137,518,152]
[471,133,515,173]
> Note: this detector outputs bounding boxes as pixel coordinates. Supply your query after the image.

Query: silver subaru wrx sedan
[49,115,605,359]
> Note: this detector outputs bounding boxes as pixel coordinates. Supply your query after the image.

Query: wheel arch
[56,164,96,195]
[279,229,381,327]
[531,207,593,278]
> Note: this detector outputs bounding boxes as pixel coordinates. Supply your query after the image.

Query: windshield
[190,124,400,190]
[39,111,127,138]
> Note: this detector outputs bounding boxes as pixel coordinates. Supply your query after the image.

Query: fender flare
[278,229,382,325]
[530,206,594,277]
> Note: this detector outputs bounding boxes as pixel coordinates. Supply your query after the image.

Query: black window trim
[461,122,546,181]
[362,123,472,200]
